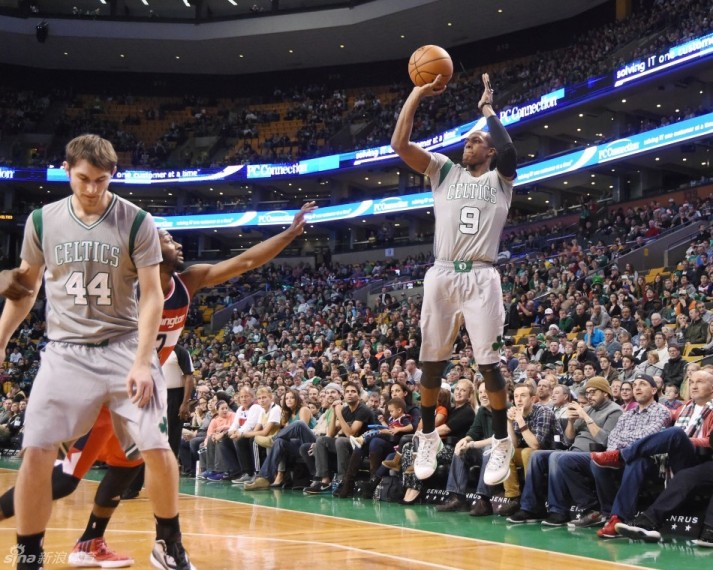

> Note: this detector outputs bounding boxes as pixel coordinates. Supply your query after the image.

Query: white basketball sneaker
[413,430,443,480]
[483,435,514,486]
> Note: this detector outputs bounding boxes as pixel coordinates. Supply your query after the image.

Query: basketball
[408,45,453,87]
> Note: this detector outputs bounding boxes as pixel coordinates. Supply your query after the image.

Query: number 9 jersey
[424,152,513,264]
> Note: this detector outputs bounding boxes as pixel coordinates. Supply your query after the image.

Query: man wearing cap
[594,370,713,540]
[507,376,623,525]
[541,308,557,329]
[558,373,671,534]
[662,343,686,389]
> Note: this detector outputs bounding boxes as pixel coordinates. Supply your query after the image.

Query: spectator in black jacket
[662,343,686,388]
[575,340,601,373]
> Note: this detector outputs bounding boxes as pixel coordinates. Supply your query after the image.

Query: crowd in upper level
[0,0,710,173]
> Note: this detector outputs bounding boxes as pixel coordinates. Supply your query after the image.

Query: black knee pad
[95,465,143,508]
[0,464,81,518]
[479,362,505,393]
[420,361,448,389]
[52,465,81,500]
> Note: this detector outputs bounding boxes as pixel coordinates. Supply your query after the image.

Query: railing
[209,290,266,335]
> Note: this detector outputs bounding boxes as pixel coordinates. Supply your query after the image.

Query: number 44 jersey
[21,194,162,344]
[424,152,513,264]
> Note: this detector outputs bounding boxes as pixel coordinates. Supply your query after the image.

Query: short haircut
[387,397,407,412]
[65,134,118,171]
[515,383,536,397]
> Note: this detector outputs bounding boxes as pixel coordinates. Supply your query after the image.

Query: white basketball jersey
[424,152,513,263]
[21,194,161,344]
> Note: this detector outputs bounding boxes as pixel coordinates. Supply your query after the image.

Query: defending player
[390,73,517,486]
[0,204,315,567]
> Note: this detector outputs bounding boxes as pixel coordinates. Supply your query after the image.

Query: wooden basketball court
[0,468,674,570]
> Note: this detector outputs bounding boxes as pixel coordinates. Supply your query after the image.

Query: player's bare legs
[14,447,56,567]
[142,449,194,569]
[143,449,179,517]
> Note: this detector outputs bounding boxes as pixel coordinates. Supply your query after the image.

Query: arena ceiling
[0,0,611,75]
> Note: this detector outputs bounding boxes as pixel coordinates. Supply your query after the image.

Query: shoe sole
[568,516,605,529]
[692,540,713,548]
[568,520,604,529]
[615,523,661,542]
[506,517,543,524]
[150,552,196,570]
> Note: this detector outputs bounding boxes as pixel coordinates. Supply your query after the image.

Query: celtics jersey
[425,152,513,263]
[21,194,162,344]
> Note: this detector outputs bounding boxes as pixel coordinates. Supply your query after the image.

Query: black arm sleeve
[486,115,517,179]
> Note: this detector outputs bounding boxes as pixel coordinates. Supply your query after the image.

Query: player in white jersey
[391,74,517,490]
[0,204,316,568]
[0,135,194,570]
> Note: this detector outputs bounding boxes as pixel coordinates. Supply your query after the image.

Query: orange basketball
[408,45,453,87]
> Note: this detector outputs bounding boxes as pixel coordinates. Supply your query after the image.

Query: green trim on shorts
[31,208,43,243]
[438,159,454,187]
[129,209,148,258]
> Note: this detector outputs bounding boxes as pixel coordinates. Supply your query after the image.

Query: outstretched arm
[180,201,317,295]
[478,73,517,180]
[390,77,448,174]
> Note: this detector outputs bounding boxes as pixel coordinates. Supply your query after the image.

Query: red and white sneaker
[68,537,135,568]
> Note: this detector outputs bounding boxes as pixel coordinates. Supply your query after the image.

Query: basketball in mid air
[408,45,453,87]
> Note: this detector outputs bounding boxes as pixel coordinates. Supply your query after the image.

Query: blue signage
[46,165,245,184]
[499,88,566,126]
[515,112,713,185]
[614,32,713,88]
[1,32,711,187]
[152,112,713,230]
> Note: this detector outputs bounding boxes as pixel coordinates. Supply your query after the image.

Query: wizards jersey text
[157,272,190,366]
